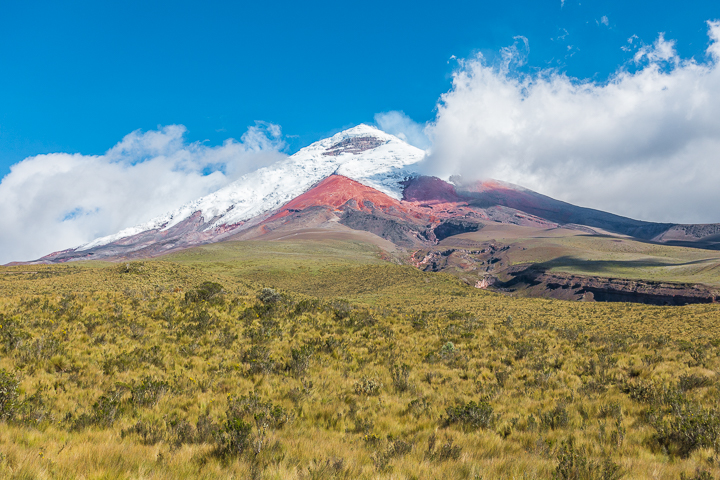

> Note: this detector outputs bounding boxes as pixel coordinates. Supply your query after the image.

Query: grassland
[0,239,720,479]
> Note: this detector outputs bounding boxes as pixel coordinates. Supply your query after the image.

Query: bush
[122,420,165,445]
[443,399,494,430]
[117,262,144,274]
[185,281,225,304]
[513,340,534,360]
[219,417,253,457]
[345,310,377,330]
[354,377,383,396]
[216,393,289,458]
[131,376,169,407]
[182,309,219,336]
[554,437,623,480]
[541,403,570,431]
[288,345,314,378]
[242,345,275,375]
[72,389,126,430]
[258,288,281,304]
[244,316,282,343]
[651,402,720,458]
[407,397,430,418]
[390,363,410,393]
[678,373,713,392]
[226,393,291,430]
[0,317,28,353]
[426,433,462,462]
[680,468,715,480]
[0,369,19,420]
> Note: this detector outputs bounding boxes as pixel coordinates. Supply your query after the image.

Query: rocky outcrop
[339,208,432,247]
[500,264,719,305]
[433,220,482,241]
[322,136,386,156]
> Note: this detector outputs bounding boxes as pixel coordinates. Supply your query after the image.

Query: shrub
[651,402,720,458]
[541,403,570,431]
[354,377,383,396]
[292,299,322,317]
[195,413,220,443]
[226,393,291,430]
[72,389,126,430]
[678,373,713,392]
[426,433,461,462]
[350,416,374,435]
[117,262,144,274]
[131,376,169,407]
[219,417,253,457]
[407,397,430,418]
[258,288,281,304]
[0,369,19,420]
[242,345,275,375]
[553,437,623,480]
[513,340,534,360]
[216,393,289,458]
[166,415,196,446]
[185,282,225,304]
[408,312,431,330]
[390,363,410,393]
[598,403,622,420]
[288,345,314,378]
[345,310,377,329]
[122,420,165,445]
[0,317,28,353]
[244,316,282,343]
[287,378,314,405]
[182,308,218,336]
[443,399,494,430]
[217,325,238,348]
[680,469,715,480]
[495,369,510,387]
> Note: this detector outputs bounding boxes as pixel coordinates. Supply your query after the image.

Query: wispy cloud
[0,123,286,263]
[422,21,720,224]
[374,111,431,149]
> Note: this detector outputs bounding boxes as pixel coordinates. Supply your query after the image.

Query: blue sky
[1,0,717,173]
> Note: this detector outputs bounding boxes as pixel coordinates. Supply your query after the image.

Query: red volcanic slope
[267,175,430,221]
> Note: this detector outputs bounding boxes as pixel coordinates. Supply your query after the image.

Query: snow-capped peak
[77,125,425,251]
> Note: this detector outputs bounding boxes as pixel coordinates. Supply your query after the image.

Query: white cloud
[634,33,677,63]
[0,123,286,263]
[374,111,431,149]
[424,21,720,224]
[600,15,609,26]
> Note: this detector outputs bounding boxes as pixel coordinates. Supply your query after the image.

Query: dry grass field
[0,239,719,479]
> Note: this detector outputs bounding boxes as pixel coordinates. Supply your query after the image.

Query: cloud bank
[0,123,286,263]
[422,21,720,224]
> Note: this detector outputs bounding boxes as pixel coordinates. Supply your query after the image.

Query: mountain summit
[34,125,720,264]
[39,125,425,262]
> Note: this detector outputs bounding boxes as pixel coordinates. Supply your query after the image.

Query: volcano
[32,124,720,264]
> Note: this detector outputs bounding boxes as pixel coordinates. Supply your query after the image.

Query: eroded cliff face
[498,264,718,305]
[411,242,719,306]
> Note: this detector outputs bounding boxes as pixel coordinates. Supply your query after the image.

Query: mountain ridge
[23,125,720,265]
